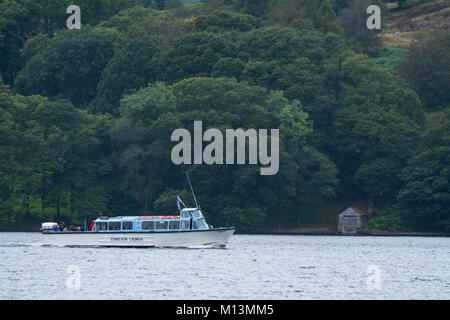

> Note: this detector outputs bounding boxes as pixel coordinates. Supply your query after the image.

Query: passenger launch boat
[42,207,235,248]
[42,173,235,248]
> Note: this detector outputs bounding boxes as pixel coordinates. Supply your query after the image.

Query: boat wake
[0,243,43,248]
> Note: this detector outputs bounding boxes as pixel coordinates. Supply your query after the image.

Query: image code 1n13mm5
[219,304,274,316]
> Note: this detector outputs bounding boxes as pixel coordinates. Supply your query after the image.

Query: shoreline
[250,227,450,237]
[1,227,449,237]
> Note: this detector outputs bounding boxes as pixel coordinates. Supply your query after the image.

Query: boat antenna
[186,171,199,208]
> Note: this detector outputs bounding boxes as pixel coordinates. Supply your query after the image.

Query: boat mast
[186,171,199,208]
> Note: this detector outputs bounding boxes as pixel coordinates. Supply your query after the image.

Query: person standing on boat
[89,220,95,231]
[60,221,65,231]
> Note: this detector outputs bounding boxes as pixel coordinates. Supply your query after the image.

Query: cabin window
[196,219,208,229]
[122,221,133,230]
[181,220,189,229]
[155,221,168,230]
[142,221,154,230]
[169,221,180,230]
[192,210,202,219]
[96,222,107,231]
[181,211,190,218]
[108,222,120,230]
[192,220,198,229]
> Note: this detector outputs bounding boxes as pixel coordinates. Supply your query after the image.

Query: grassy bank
[383,0,449,48]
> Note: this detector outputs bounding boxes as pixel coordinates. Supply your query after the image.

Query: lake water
[0,232,448,299]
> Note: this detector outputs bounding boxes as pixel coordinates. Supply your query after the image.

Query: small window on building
[108,222,120,230]
[155,221,168,230]
[142,221,154,230]
[169,221,180,230]
[122,221,133,230]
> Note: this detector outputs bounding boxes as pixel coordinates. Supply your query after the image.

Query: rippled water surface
[0,232,449,299]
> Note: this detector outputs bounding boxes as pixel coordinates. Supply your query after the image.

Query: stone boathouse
[337,207,369,234]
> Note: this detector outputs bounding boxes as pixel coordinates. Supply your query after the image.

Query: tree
[313,0,343,35]
[0,0,42,84]
[194,10,260,33]
[14,27,118,106]
[396,110,450,231]
[98,6,157,33]
[170,77,336,230]
[159,32,233,83]
[94,34,159,113]
[331,53,423,214]
[125,9,191,51]
[339,0,384,55]
[235,25,347,149]
[237,0,271,17]
[399,31,450,110]
[110,83,179,214]
[0,0,141,85]
[267,0,310,23]
[267,0,342,34]
[153,188,195,214]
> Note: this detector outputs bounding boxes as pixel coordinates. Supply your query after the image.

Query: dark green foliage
[0,0,42,84]
[396,110,450,231]
[339,0,384,55]
[0,0,141,84]
[374,46,406,72]
[0,80,117,224]
[0,1,448,232]
[14,27,118,106]
[98,6,158,33]
[159,32,234,83]
[237,0,271,17]
[331,53,423,211]
[194,10,260,32]
[267,0,343,34]
[95,35,159,113]
[399,31,450,110]
[369,208,404,231]
[106,77,337,230]
[212,57,246,79]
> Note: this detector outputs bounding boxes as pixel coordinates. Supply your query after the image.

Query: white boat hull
[42,228,235,248]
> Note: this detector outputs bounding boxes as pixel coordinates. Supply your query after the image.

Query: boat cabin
[94,208,210,232]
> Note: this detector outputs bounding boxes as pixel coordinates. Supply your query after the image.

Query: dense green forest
[0,0,448,232]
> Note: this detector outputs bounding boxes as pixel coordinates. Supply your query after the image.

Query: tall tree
[94,34,159,113]
[339,0,384,54]
[14,26,118,106]
[331,53,423,214]
[399,31,450,110]
[397,110,450,231]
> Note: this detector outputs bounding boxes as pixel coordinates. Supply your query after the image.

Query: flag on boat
[177,195,182,211]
